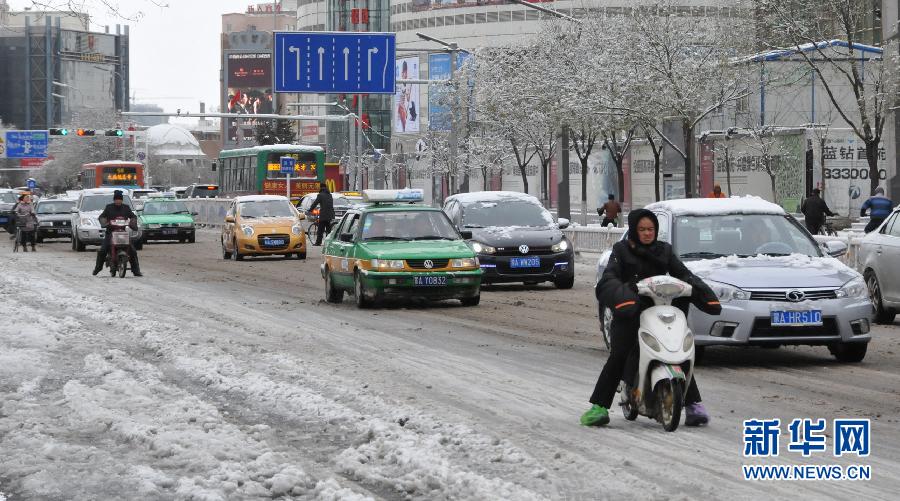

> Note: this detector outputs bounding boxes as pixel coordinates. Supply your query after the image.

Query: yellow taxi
[221,195,307,260]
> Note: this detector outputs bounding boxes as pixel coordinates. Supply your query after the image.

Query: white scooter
[619,275,696,432]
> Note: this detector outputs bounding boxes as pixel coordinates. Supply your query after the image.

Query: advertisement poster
[812,131,889,217]
[394,57,420,133]
[427,52,471,131]
[224,52,273,146]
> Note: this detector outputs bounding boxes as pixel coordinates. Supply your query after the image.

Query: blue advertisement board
[427,53,471,131]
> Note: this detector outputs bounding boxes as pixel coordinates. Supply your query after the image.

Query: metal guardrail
[563,226,626,254]
[181,198,233,228]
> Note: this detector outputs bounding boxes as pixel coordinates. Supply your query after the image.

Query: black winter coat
[801,195,835,223]
[310,190,335,220]
[98,203,138,230]
[597,211,721,319]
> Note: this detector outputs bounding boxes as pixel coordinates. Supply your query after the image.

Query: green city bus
[218,145,326,202]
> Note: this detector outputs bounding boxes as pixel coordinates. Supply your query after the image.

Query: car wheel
[232,239,243,261]
[325,269,343,303]
[188,234,196,243]
[296,252,306,260]
[866,272,895,324]
[354,271,372,308]
[554,275,575,289]
[75,233,86,252]
[461,295,480,306]
[71,235,76,251]
[829,342,868,363]
[694,345,707,366]
[599,306,612,350]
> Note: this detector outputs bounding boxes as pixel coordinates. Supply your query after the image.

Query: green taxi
[137,196,196,245]
[321,189,482,308]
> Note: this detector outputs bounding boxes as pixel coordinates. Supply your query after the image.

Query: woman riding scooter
[582,209,721,427]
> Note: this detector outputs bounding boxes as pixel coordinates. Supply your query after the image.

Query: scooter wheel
[655,379,684,432]
[619,386,639,421]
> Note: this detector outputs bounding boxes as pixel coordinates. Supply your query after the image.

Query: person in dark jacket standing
[860,187,893,233]
[800,188,835,235]
[581,208,721,427]
[93,190,142,276]
[14,194,38,251]
[309,182,335,246]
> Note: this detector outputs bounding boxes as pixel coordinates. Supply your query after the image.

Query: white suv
[71,189,139,251]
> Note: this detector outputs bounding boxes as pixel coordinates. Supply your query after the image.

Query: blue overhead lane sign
[274,32,396,94]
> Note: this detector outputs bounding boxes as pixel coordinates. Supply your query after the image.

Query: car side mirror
[297,213,306,220]
[70,207,79,213]
[459,230,473,240]
[224,215,235,223]
[558,217,570,230]
[822,240,848,257]
[339,232,353,243]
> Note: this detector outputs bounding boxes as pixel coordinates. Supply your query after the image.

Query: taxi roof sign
[362,189,424,204]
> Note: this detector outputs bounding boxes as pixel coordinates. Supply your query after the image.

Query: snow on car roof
[645,196,785,216]
[235,195,290,202]
[446,191,541,204]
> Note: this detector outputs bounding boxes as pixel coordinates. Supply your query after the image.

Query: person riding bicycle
[308,183,335,246]
[582,209,721,427]
[93,190,142,277]
[800,188,835,235]
[860,187,893,233]
[14,194,38,252]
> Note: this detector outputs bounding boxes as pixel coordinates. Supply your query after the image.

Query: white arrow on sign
[367,47,378,81]
[317,47,325,80]
[343,47,350,81]
[288,46,301,81]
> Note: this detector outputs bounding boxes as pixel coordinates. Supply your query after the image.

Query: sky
[10,0,255,121]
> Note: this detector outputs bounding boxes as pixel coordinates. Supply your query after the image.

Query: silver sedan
[596,198,873,363]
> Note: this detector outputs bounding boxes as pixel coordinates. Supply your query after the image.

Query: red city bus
[81,161,145,189]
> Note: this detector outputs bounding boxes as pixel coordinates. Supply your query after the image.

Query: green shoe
[580,404,610,426]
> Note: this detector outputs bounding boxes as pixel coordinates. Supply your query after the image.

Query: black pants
[314,219,334,245]
[864,216,886,233]
[590,315,701,408]
[805,220,823,235]
[18,229,36,249]
[95,233,140,273]
[601,217,617,228]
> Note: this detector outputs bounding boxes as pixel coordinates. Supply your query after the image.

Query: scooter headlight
[640,331,661,352]
[682,332,694,352]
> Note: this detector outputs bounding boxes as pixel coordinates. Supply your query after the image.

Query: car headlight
[147,223,161,229]
[370,259,404,269]
[80,218,96,227]
[836,276,867,299]
[706,280,749,303]
[471,241,496,254]
[451,258,477,269]
[640,331,661,352]
[241,225,254,237]
[291,224,303,235]
[551,239,570,252]
[682,331,694,352]
[178,222,193,228]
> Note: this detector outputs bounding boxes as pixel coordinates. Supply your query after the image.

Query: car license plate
[414,276,447,286]
[263,238,285,247]
[771,310,822,326]
[57,228,70,234]
[162,228,177,235]
[510,256,541,268]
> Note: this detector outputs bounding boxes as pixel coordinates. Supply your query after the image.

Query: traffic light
[104,129,124,137]
[75,128,95,136]
[49,128,69,135]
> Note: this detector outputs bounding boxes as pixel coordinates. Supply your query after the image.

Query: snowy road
[1,231,898,500]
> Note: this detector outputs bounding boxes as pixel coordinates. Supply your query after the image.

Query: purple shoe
[685,403,709,427]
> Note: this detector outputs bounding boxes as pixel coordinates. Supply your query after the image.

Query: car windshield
[80,194,132,212]
[461,199,555,228]
[674,214,821,259]
[142,201,190,215]
[362,210,459,241]
[0,193,17,203]
[37,201,76,214]
[239,200,295,218]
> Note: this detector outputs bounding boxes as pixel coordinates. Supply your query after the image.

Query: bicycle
[820,222,838,237]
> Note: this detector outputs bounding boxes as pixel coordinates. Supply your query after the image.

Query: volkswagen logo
[424,260,434,269]
[786,290,806,302]
[519,244,529,255]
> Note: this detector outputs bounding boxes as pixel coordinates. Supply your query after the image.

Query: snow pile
[687,253,850,277]
[645,196,785,217]
[446,190,541,204]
